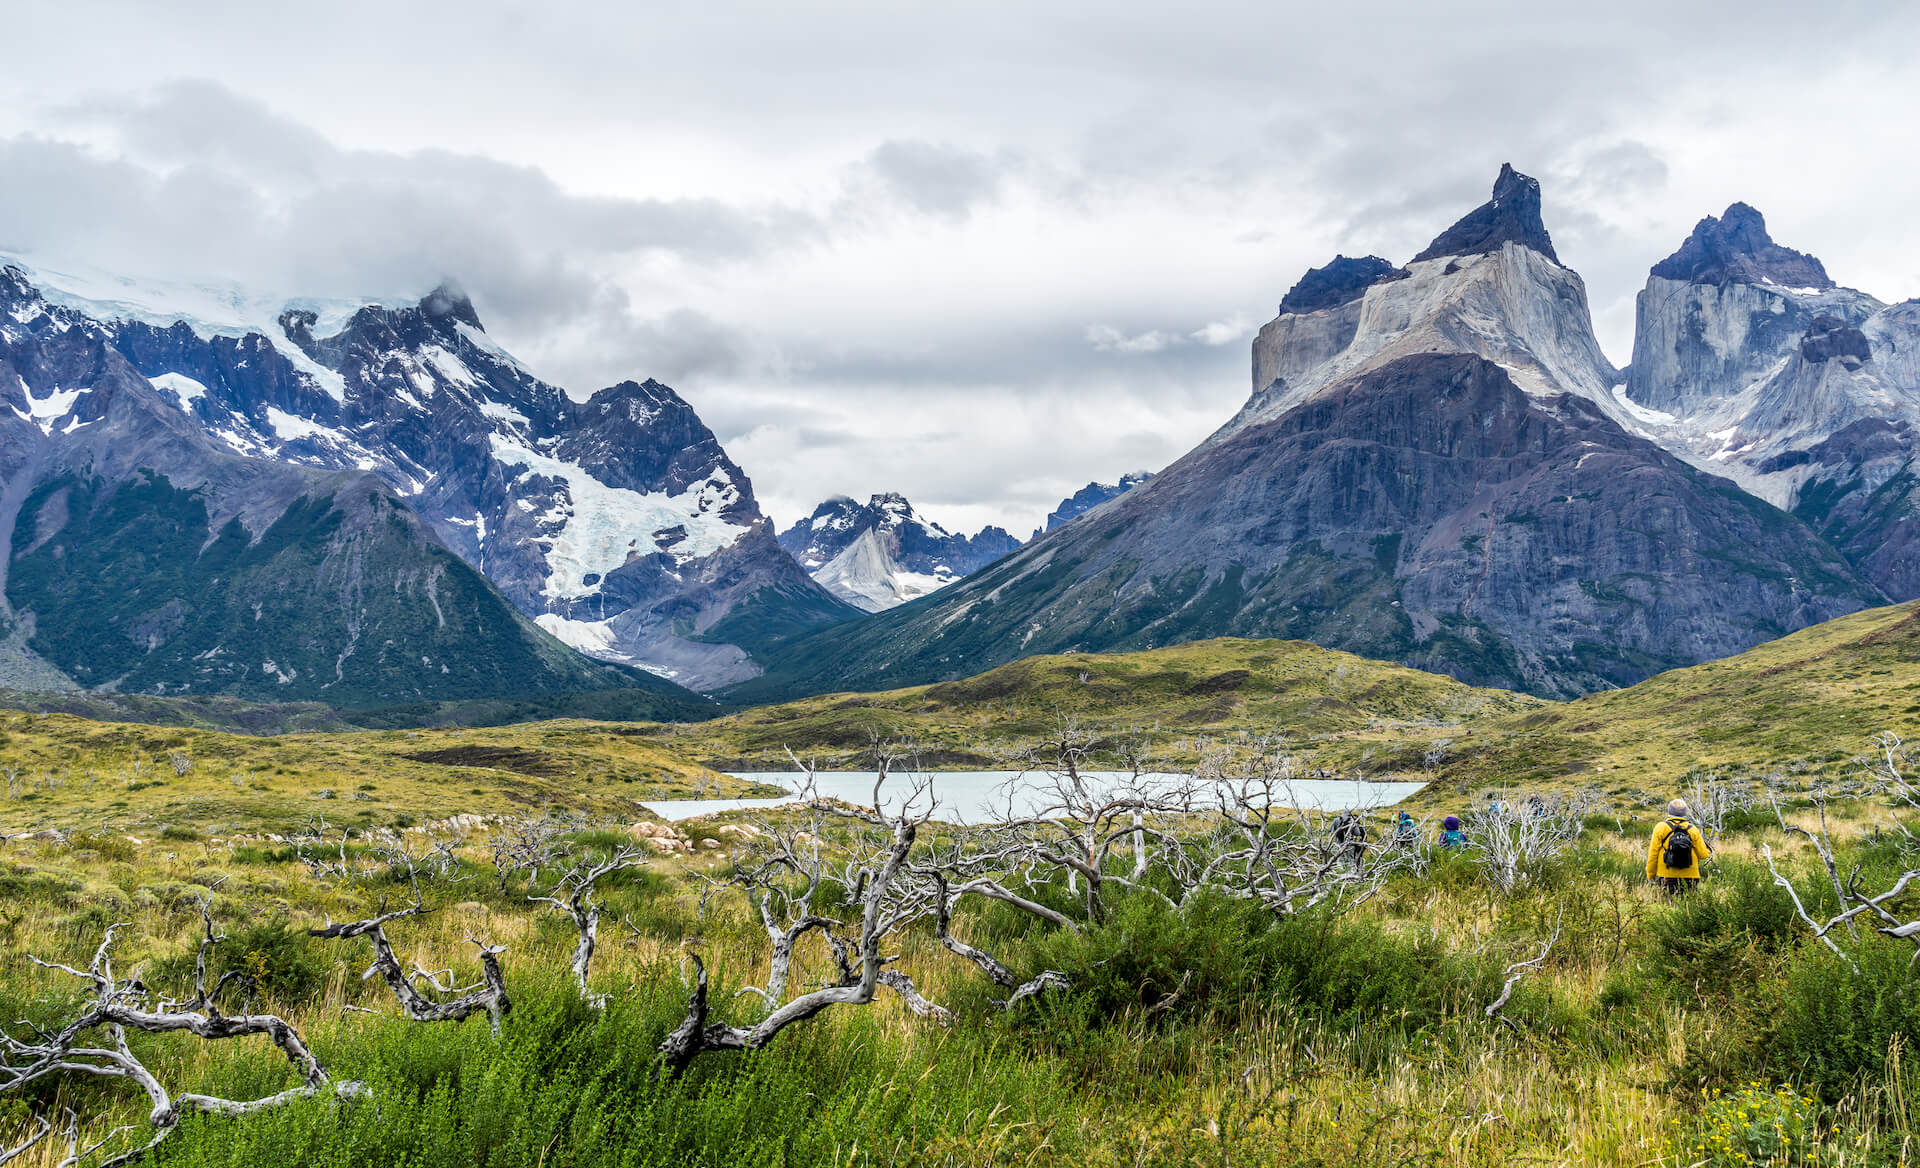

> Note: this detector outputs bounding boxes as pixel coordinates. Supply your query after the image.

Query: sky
[4,2,1918,535]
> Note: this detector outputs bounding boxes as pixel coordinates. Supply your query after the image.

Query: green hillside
[1429,598,1920,795]
[660,635,1541,768]
[0,710,772,835]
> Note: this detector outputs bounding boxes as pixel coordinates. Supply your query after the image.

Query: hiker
[1438,815,1467,850]
[1525,794,1547,818]
[1393,810,1420,850]
[1646,798,1711,894]
[1330,809,1368,868]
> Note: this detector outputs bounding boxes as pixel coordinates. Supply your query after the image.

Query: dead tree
[309,903,511,1035]
[721,808,843,1010]
[655,756,937,1077]
[528,843,649,1006]
[1186,756,1420,916]
[1462,791,1595,894]
[1682,771,1761,848]
[1485,916,1562,1032]
[922,870,1070,1009]
[1,903,363,1167]
[489,815,575,892]
[991,721,1195,920]
[1764,746,1920,972]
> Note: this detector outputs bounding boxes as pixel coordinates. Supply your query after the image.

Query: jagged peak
[1649,203,1833,290]
[1277,255,1409,317]
[419,279,484,330]
[1411,163,1559,266]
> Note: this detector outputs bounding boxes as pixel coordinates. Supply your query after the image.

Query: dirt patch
[1186,670,1251,696]
[401,746,563,777]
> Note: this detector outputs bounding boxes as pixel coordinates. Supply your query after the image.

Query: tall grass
[3,813,1918,1166]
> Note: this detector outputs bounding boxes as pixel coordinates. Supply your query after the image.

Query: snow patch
[1611,384,1677,427]
[422,346,479,389]
[148,372,208,406]
[477,399,531,429]
[13,385,86,434]
[489,435,748,599]
[264,407,336,443]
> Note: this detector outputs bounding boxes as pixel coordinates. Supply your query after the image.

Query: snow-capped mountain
[777,493,1018,612]
[0,261,851,690]
[731,166,1881,702]
[1031,472,1155,540]
[1608,207,1920,598]
[0,266,691,707]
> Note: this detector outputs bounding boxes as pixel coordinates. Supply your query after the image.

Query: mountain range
[7,160,1916,709]
[0,262,853,699]
[776,493,1018,612]
[726,164,1910,701]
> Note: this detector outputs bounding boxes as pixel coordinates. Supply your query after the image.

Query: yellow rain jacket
[1646,816,1710,880]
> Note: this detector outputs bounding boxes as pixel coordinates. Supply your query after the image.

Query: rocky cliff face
[1228,166,1617,444]
[730,167,1882,701]
[0,281,680,706]
[1613,208,1920,599]
[778,493,1019,611]
[1032,472,1155,540]
[0,263,852,688]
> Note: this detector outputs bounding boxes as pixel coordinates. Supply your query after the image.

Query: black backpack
[1662,820,1695,870]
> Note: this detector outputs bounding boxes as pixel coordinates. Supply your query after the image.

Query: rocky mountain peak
[1648,203,1833,289]
[777,492,1020,611]
[420,280,484,330]
[1276,255,1409,317]
[1411,163,1559,265]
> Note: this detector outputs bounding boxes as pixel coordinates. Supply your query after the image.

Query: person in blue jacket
[1438,815,1467,849]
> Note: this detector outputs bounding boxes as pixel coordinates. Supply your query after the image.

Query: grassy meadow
[0,713,768,836]
[2,792,1917,1166]
[2,602,1920,1165]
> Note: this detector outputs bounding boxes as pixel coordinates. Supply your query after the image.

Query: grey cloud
[861,140,1008,220]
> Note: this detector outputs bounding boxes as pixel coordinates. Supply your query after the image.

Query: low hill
[0,712,772,834]
[0,683,723,736]
[1431,599,1920,797]
[659,636,1541,768]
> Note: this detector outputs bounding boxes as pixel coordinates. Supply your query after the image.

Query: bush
[1667,1083,1819,1166]
[149,920,334,1006]
[1011,890,1494,1036]
[1646,860,1798,1002]
[1762,937,1920,1098]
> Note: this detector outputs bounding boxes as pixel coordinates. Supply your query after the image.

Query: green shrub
[1762,937,1920,1098]
[1011,890,1494,1036]
[67,831,136,863]
[149,919,334,1007]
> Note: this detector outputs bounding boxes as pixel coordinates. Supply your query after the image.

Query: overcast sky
[5,2,1918,534]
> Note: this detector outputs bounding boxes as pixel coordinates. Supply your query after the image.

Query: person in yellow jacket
[1646,798,1711,894]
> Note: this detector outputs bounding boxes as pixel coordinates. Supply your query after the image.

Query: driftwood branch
[1485,917,1561,1031]
[1,903,363,1166]
[310,904,511,1034]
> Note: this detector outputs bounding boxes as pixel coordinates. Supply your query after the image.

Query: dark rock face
[1784,419,1920,602]
[1799,316,1872,365]
[0,295,677,705]
[735,354,1878,701]
[1276,256,1408,316]
[0,265,852,689]
[1411,164,1560,265]
[1035,472,1155,538]
[1649,203,1833,289]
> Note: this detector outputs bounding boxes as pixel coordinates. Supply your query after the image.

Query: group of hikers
[1325,796,1713,893]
